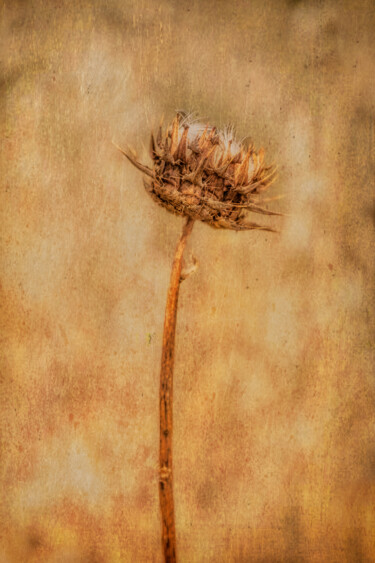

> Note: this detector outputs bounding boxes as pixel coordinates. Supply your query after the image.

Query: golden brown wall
[1,0,374,561]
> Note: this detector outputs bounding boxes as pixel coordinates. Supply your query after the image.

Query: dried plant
[117,112,280,562]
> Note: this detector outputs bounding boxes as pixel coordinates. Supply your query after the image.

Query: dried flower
[120,112,280,231]
[116,112,281,563]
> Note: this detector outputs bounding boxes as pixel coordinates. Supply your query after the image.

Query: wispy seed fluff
[121,112,281,231]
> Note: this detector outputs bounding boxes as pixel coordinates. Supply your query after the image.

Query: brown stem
[159,216,195,563]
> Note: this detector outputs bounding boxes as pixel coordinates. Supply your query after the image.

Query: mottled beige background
[1,0,375,561]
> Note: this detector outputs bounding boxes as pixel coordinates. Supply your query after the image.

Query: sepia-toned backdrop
[1,0,374,561]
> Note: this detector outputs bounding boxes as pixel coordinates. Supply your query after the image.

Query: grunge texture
[1,0,374,561]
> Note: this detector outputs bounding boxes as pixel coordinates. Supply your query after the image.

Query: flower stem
[159,216,195,562]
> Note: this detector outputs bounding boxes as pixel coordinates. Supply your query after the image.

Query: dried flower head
[120,112,281,231]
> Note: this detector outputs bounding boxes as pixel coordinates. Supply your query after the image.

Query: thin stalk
[159,216,195,562]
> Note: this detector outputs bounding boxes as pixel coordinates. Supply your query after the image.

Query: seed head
[119,112,281,231]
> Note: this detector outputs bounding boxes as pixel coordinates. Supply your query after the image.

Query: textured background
[1,0,375,561]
